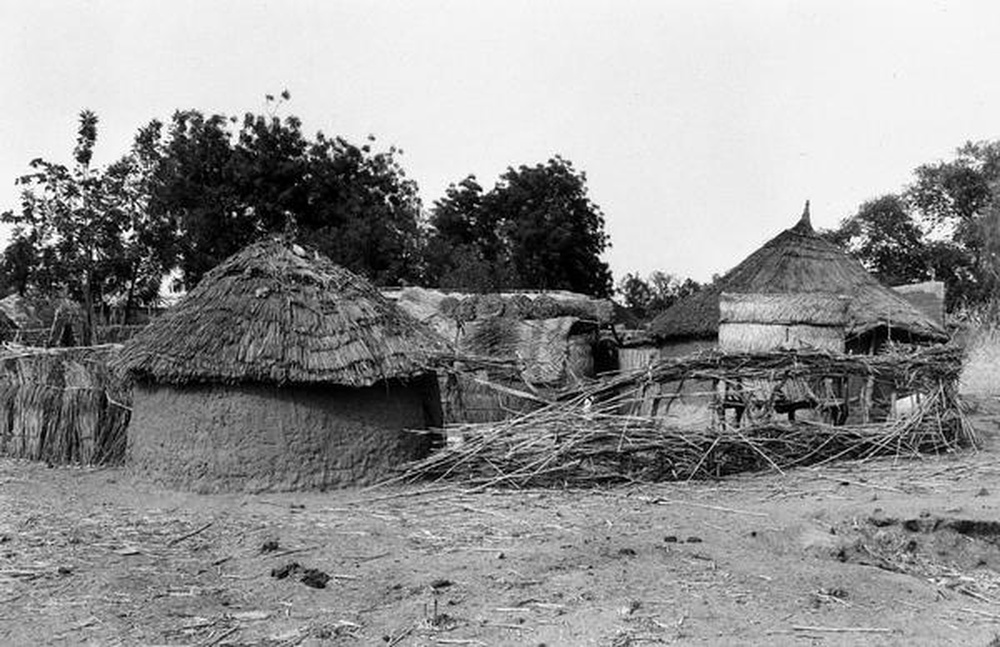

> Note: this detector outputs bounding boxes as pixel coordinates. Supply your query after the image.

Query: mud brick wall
[128,379,438,492]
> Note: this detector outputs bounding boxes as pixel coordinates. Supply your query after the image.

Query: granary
[114,238,449,492]
[650,203,948,357]
[641,204,949,429]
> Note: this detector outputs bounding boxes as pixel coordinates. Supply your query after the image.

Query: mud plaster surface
[128,381,434,492]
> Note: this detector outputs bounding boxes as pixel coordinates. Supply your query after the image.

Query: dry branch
[396,346,974,487]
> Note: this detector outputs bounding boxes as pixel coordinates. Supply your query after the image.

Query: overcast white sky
[2,0,999,284]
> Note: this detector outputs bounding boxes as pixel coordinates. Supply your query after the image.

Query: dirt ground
[3,413,1000,646]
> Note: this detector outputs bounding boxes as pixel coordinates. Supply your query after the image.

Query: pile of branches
[586,343,965,401]
[398,345,975,487]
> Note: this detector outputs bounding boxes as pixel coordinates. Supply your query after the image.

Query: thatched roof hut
[115,238,450,492]
[650,205,948,353]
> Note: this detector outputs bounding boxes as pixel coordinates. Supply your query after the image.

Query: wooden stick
[646,498,769,517]
[347,486,459,504]
[809,472,903,493]
[267,545,320,559]
[169,521,214,546]
[387,625,414,647]
[791,625,894,633]
[202,625,239,646]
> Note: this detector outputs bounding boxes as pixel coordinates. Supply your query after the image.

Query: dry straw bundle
[0,344,131,465]
[399,345,974,487]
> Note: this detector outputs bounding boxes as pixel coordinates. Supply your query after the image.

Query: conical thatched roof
[116,238,451,386]
[650,205,948,343]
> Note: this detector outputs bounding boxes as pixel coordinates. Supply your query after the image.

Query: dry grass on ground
[4,428,1000,646]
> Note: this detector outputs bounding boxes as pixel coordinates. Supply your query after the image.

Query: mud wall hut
[650,204,948,357]
[114,238,449,492]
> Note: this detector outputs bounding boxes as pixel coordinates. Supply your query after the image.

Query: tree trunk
[82,269,95,346]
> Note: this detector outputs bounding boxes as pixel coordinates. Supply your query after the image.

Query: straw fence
[0,344,131,465]
[398,344,974,487]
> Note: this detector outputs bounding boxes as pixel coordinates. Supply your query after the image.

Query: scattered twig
[810,472,904,493]
[791,625,894,633]
[267,546,320,559]
[170,521,214,547]
[201,625,239,646]
[960,607,1000,621]
[387,625,415,646]
[645,498,769,518]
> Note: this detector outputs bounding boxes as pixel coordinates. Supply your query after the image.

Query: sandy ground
[3,416,1000,646]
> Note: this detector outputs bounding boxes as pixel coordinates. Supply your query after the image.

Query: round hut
[650,203,948,356]
[115,238,449,492]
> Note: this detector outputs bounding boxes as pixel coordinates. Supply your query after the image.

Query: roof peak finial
[792,199,813,234]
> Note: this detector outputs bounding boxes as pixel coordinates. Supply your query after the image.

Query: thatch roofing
[650,205,948,343]
[719,293,850,327]
[115,238,451,387]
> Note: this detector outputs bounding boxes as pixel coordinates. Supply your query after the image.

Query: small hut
[384,287,614,422]
[115,238,449,492]
[650,203,948,356]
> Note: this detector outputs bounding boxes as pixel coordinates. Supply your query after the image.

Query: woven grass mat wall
[0,345,131,465]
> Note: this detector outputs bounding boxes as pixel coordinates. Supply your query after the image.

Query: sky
[2,0,1000,285]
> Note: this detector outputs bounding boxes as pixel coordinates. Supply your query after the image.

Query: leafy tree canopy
[824,194,931,287]
[1,94,425,333]
[143,94,423,287]
[825,140,1000,311]
[426,157,613,297]
[616,271,702,323]
[1,110,170,334]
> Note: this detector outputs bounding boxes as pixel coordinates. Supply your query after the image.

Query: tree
[616,271,702,321]
[426,157,613,297]
[818,141,1000,311]
[0,231,35,296]
[905,140,1000,307]
[142,96,424,287]
[2,111,128,340]
[423,175,520,291]
[1,112,178,329]
[826,194,931,287]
